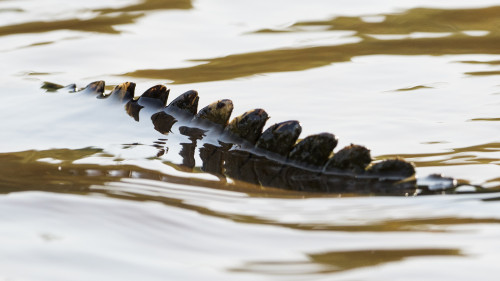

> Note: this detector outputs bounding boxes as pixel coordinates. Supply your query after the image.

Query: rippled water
[2,0,500,280]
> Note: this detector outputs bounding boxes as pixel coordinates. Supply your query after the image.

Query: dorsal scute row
[81,81,415,178]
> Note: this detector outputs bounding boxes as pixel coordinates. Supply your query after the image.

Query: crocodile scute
[45,80,427,195]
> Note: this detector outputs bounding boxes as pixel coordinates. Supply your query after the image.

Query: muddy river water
[2,0,500,280]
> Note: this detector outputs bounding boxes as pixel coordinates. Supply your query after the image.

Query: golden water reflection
[287,6,500,35]
[0,148,301,197]
[3,3,500,280]
[3,4,500,83]
[125,6,500,83]
[378,142,500,167]
[234,248,462,275]
[3,148,500,233]
[126,35,500,83]
[310,249,462,273]
[0,0,192,37]
[0,14,144,36]
[93,0,192,14]
[394,85,433,92]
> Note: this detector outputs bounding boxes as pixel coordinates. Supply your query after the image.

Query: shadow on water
[124,6,500,83]
[233,248,462,275]
[0,0,192,37]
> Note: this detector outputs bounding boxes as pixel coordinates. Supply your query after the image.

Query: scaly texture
[42,80,458,195]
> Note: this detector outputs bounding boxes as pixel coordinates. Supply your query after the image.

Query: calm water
[2,0,500,280]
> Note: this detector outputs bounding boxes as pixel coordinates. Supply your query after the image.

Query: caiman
[42,81,459,195]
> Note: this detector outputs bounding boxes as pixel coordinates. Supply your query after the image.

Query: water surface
[2,0,500,280]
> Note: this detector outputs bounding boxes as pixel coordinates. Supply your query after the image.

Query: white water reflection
[1,190,500,281]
